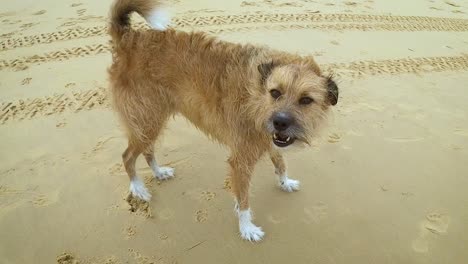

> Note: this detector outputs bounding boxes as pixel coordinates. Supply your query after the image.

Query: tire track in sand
[174,13,468,27]
[0,44,110,71]
[324,55,468,78]
[1,55,467,124]
[0,87,109,124]
[2,22,468,71]
[207,22,468,34]
[1,13,467,51]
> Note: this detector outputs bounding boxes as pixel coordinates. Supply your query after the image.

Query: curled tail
[109,0,171,42]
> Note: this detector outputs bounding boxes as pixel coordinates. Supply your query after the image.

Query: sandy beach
[1,0,468,263]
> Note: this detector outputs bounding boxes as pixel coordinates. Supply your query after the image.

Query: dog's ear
[326,75,339,106]
[258,61,276,85]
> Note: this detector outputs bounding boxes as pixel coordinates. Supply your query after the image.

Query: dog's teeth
[286,137,291,142]
[273,134,277,139]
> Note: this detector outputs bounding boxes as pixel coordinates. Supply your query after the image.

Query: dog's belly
[178,106,231,145]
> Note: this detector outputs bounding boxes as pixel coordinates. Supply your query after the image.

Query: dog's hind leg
[124,118,173,200]
[123,139,152,201]
[143,144,174,180]
[269,150,300,192]
[120,100,173,201]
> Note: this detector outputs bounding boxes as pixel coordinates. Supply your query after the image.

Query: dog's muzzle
[272,132,296,147]
[271,112,297,147]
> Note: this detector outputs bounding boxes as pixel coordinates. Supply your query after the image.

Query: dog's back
[108,0,272,147]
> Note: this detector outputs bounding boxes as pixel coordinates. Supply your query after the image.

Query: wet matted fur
[108,0,339,241]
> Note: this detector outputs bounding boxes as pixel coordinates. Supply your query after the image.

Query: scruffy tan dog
[108,0,338,241]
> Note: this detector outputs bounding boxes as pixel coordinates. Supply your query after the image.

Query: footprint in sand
[14,65,28,71]
[303,202,328,224]
[223,177,232,191]
[144,175,158,188]
[108,163,124,175]
[401,191,414,198]
[56,121,67,128]
[32,10,46,15]
[20,22,38,29]
[57,252,79,264]
[424,212,450,234]
[65,82,76,88]
[5,19,21,25]
[92,137,114,152]
[412,234,429,253]
[128,248,157,264]
[412,211,450,253]
[31,190,59,207]
[82,137,115,159]
[31,194,49,207]
[444,0,461,7]
[240,1,258,7]
[125,225,137,238]
[344,1,358,6]
[195,209,208,223]
[201,191,216,201]
[21,77,32,85]
[267,214,283,224]
[278,2,303,7]
[76,9,86,16]
[328,133,341,143]
[449,144,462,151]
[102,256,119,264]
[126,194,152,218]
[0,32,16,39]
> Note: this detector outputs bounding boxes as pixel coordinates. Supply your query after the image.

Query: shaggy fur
[108,0,338,241]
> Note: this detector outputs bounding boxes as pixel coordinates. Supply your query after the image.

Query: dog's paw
[155,166,174,180]
[280,178,300,192]
[240,222,265,242]
[129,178,151,201]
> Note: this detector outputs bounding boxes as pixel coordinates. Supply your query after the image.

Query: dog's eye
[299,97,314,105]
[270,89,282,99]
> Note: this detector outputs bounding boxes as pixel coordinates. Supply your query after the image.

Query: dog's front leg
[269,150,300,192]
[228,151,264,242]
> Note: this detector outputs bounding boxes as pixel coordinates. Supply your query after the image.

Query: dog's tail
[109,0,171,42]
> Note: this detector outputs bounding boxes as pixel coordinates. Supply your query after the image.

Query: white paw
[280,178,300,192]
[129,178,151,201]
[237,208,264,242]
[240,222,265,242]
[155,166,174,180]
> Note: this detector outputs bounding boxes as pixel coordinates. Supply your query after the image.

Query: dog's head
[252,60,338,148]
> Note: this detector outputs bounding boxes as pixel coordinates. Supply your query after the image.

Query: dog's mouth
[272,133,296,147]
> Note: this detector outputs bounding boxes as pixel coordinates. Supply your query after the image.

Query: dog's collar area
[272,133,295,147]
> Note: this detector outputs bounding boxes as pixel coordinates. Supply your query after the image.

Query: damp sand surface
[1,0,468,263]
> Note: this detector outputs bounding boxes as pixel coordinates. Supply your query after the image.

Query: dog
[108,0,339,241]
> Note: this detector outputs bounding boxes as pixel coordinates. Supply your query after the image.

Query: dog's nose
[273,112,293,131]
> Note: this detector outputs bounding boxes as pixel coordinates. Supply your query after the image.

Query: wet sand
[1,0,468,263]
